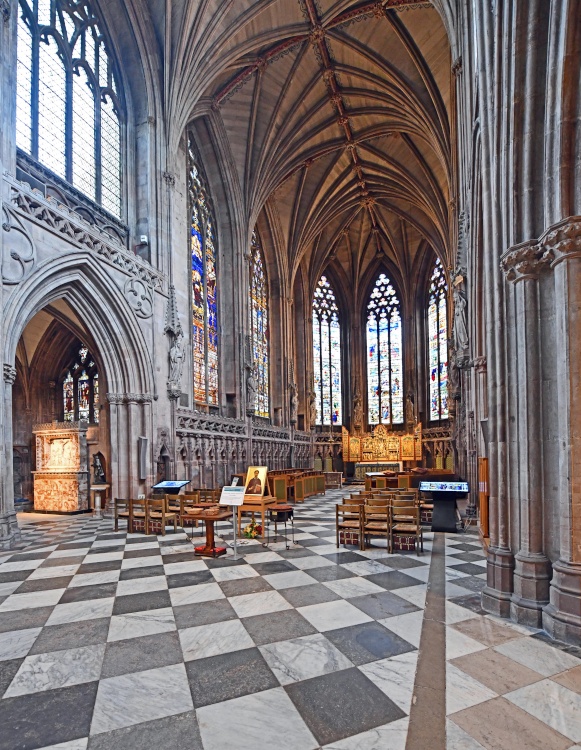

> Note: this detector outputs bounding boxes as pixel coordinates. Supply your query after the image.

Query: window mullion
[387,311,392,427]
[94,84,102,203]
[65,65,73,183]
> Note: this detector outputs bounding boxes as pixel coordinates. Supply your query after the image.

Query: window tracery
[312,276,342,426]
[250,231,269,418]
[428,258,449,420]
[16,0,123,217]
[61,345,99,423]
[187,134,218,406]
[366,273,403,425]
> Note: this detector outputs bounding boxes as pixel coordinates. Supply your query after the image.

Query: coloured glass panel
[428,258,449,420]
[188,136,219,405]
[250,231,269,417]
[16,0,122,216]
[78,370,90,421]
[312,276,342,425]
[63,371,74,421]
[366,273,403,425]
[61,346,98,423]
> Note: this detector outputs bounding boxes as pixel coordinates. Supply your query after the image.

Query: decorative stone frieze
[106,393,153,405]
[501,240,554,282]
[2,205,35,284]
[3,364,16,384]
[542,216,581,265]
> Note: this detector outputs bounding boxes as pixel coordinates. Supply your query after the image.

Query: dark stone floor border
[405,532,446,750]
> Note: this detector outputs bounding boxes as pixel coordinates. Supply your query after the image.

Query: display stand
[219,486,246,561]
[419,481,469,533]
[237,495,277,543]
[90,484,109,518]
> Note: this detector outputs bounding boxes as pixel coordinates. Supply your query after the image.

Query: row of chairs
[114,497,179,536]
[336,493,424,554]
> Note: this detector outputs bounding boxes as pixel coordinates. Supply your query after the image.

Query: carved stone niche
[32,422,89,513]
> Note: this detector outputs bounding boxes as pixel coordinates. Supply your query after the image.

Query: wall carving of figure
[352,384,363,432]
[167,330,184,397]
[453,286,469,352]
[405,393,415,426]
[246,367,257,415]
[309,390,317,428]
[289,380,298,425]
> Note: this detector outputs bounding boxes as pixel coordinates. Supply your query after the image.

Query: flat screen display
[152,480,190,490]
[419,481,469,493]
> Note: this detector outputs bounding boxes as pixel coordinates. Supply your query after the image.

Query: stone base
[510,552,551,628]
[33,471,88,513]
[542,560,581,646]
[481,546,514,618]
[0,511,21,550]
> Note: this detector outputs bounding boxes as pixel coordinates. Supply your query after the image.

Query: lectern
[419,480,469,533]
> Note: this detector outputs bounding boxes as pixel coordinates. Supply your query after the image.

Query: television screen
[419,481,469,493]
[152,480,190,490]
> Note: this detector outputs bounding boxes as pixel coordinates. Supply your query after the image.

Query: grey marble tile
[218,576,274,597]
[46,598,115,626]
[307,566,357,583]
[505,679,581,742]
[112,590,171,616]
[326,621,416,666]
[5,644,105,697]
[286,667,405,746]
[0,627,41,661]
[196,687,317,750]
[322,716,409,750]
[229,589,293,618]
[242,609,317,646]
[0,606,54,634]
[179,619,254,661]
[264,571,319,590]
[101,631,183,679]
[68,571,120,588]
[280,584,342,608]
[87,710,202,750]
[16,576,74,594]
[0,658,24,698]
[173,599,237,630]
[169,582,225,607]
[30,618,111,655]
[495,637,581,677]
[260,633,353,685]
[323,577,386,600]
[349,590,420,620]
[298,600,373,632]
[0,589,66,612]
[90,663,193,735]
[60,584,118,604]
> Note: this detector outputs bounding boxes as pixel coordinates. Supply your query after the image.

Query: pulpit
[32,422,89,513]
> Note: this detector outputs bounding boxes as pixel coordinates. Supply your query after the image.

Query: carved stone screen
[33,422,89,513]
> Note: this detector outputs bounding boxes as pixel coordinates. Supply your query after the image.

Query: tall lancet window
[312,276,342,425]
[16,0,123,216]
[367,273,403,425]
[61,345,99,423]
[250,231,269,417]
[188,135,218,405]
[428,258,449,420]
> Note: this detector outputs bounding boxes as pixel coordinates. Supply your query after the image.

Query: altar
[354,462,402,481]
[32,422,89,513]
[342,423,423,464]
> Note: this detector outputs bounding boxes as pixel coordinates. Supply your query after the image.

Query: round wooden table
[184,508,232,557]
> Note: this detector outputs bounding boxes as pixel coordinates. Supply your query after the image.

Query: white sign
[219,486,246,506]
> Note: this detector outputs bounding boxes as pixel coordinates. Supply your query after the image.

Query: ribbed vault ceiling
[164,0,452,290]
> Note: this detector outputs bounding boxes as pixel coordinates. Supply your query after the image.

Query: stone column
[0,364,20,548]
[541,217,581,644]
[501,241,552,626]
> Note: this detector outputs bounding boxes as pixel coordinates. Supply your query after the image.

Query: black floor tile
[76,560,123,574]
[447,551,486,563]
[119,565,165,581]
[218,577,274,597]
[16,576,74,594]
[123,548,161,559]
[0,658,24,699]
[447,562,487,576]
[0,571,30,584]
[167,571,214,589]
[112,590,172,615]
[30,618,111,655]
[285,667,405,746]
[38,556,85,568]
[101,631,183,679]
[307,566,356,583]
[374,556,427,570]
[278,548,318,559]
[279,583,342,608]
[249,560,297,575]
[448,593,487,615]
[300,538,336,547]
[59,583,118,604]
[174,599,238,629]
[0,681,99,750]
[326,621,416,665]
[0,607,54,634]
[453,576,486,593]
[186,647,279,707]
[158,552,199,564]
[350,591,420,620]
[87,710,203,750]
[10,551,52,561]
[365,571,423,590]
[242,609,317,646]
[204,557,248,570]
[322,552,369,564]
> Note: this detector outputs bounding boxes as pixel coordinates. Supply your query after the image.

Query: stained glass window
[428,258,449,420]
[313,276,342,425]
[367,273,403,425]
[250,231,269,417]
[61,346,99,422]
[187,135,219,405]
[16,0,123,217]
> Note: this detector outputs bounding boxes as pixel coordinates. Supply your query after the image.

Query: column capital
[541,216,581,266]
[3,364,16,385]
[501,240,553,283]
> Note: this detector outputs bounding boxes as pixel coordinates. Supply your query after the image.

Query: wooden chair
[389,502,423,554]
[146,498,178,536]
[129,498,147,534]
[114,498,130,531]
[336,503,363,550]
[363,503,390,549]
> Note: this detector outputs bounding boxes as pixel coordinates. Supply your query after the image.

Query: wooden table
[183,508,231,557]
[237,495,278,540]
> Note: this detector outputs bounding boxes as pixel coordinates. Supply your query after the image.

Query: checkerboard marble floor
[0,489,579,750]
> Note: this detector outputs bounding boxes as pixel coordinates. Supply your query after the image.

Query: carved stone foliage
[5,177,163,298]
[177,411,247,437]
[3,364,17,384]
[2,205,35,285]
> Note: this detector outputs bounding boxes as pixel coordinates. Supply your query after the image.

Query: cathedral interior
[0,1,581,748]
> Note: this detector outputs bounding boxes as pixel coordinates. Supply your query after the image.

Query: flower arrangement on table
[243,519,262,539]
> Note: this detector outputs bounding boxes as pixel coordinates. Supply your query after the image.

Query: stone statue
[92,453,106,484]
[352,385,363,430]
[309,390,317,428]
[406,393,415,425]
[169,331,185,386]
[246,368,257,414]
[453,286,469,351]
[289,381,298,425]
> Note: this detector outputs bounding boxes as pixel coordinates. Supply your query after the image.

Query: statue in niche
[246,367,257,415]
[352,384,363,431]
[453,286,469,352]
[289,381,298,425]
[309,390,317,428]
[91,453,106,484]
[406,393,415,425]
[169,330,185,387]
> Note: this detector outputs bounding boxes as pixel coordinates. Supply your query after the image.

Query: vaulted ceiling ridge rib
[210,0,429,108]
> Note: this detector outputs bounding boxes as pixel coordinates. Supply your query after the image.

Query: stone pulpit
[32,422,89,513]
